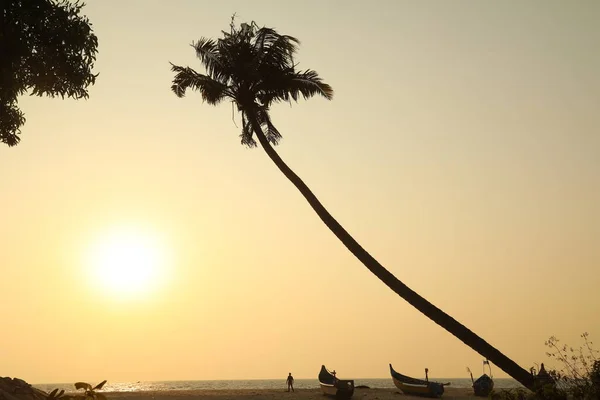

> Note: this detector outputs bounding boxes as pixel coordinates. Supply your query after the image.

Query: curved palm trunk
[248,115,534,390]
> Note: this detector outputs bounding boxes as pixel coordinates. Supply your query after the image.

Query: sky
[1,0,599,385]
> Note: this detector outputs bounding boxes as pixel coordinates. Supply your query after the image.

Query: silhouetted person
[286,372,294,392]
[332,370,337,384]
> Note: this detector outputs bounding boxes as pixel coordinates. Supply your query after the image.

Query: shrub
[545,333,599,399]
[491,333,598,400]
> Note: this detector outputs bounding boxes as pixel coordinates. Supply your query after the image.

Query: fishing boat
[467,359,494,397]
[389,364,447,398]
[318,365,355,398]
[532,363,555,387]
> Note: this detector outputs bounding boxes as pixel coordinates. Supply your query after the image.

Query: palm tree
[170,19,535,390]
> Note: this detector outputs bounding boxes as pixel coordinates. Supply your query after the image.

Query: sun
[87,227,168,300]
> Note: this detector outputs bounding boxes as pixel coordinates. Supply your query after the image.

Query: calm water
[34,378,522,393]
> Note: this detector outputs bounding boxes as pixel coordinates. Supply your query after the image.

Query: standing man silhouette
[286,372,295,392]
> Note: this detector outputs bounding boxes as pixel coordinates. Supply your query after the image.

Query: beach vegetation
[492,333,599,399]
[72,380,108,400]
[45,380,107,400]
[0,0,99,146]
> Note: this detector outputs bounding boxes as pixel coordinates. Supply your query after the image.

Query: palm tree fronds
[191,38,226,80]
[286,70,334,101]
[256,69,333,106]
[171,17,333,145]
[238,108,282,147]
[257,108,282,145]
[254,28,299,54]
[240,112,257,147]
[253,31,299,71]
[170,63,229,104]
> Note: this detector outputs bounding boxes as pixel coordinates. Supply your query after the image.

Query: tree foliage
[543,333,600,399]
[170,16,332,147]
[492,334,599,400]
[0,0,98,146]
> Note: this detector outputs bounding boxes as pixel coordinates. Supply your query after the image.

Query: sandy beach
[102,387,487,400]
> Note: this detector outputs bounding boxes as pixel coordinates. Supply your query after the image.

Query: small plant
[46,381,108,400]
[72,381,108,400]
[491,333,598,400]
[544,333,599,399]
[47,388,66,400]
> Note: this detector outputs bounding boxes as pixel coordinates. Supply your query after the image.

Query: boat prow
[469,359,494,397]
[318,365,355,398]
[473,374,494,397]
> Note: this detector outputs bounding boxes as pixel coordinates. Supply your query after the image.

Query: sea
[34,378,522,393]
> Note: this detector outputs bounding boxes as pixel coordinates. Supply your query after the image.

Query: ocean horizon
[33,378,523,392]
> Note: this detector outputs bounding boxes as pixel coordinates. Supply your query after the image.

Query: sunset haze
[1,0,598,385]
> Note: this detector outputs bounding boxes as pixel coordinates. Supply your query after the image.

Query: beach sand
[102,387,485,400]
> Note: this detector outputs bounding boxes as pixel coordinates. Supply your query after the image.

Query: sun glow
[87,227,169,300]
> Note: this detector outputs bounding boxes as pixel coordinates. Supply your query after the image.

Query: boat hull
[319,382,354,398]
[389,364,444,398]
[318,365,354,398]
[473,374,494,397]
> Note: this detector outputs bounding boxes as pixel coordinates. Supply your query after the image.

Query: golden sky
[1,0,599,384]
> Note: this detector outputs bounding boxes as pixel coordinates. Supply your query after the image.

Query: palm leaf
[192,38,227,81]
[170,64,230,104]
[253,29,299,70]
[74,383,91,391]
[93,380,107,390]
[282,70,333,101]
[257,109,282,145]
[256,69,333,106]
[240,112,257,147]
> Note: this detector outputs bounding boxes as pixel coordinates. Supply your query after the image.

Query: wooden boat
[532,363,555,387]
[467,359,494,397]
[318,365,355,398]
[389,364,447,398]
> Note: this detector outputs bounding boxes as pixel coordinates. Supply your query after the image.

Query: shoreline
[99,387,497,399]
